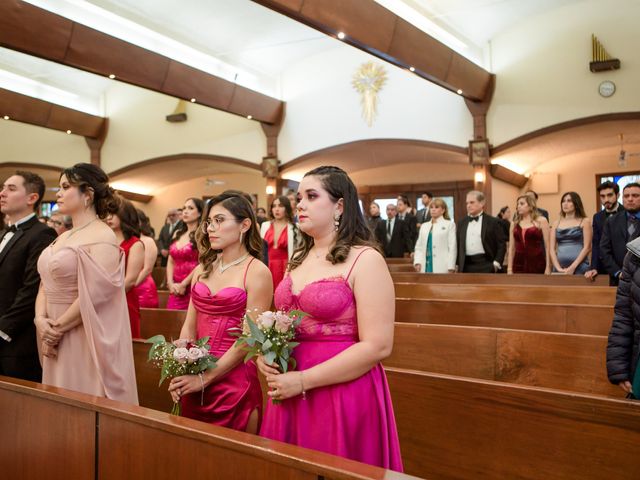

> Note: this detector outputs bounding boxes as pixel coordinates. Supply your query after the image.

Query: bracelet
[198,373,205,406]
[299,371,306,400]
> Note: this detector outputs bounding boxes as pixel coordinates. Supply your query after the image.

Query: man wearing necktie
[456,190,506,273]
[381,204,411,258]
[597,182,640,286]
[416,192,433,229]
[158,208,180,267]
[0,171,56,382]
[585,181,622,280]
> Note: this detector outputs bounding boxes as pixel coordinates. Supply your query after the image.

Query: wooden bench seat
[394,282,615,306]
[386,323,618,397]
[392,271,610,285]
[140,308,184,340]
[396,298,612,335]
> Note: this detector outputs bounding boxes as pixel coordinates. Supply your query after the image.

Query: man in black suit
[456,190,507,273]
[584,181,622,279]
[378,204,412,258]
[416,192,433,228]
[157,208,180,267]
[397,195,418,251]
[0,171,56,382]
[592,183,640,286]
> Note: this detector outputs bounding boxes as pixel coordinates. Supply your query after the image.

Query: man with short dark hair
[525,190,549,221]
[596,182,640,286]
[416,192,433,228]
[380,204,412,257]
[585,181,622,280]
[397,195,417,249]
[157,208,180,267]
[0,171,56,382]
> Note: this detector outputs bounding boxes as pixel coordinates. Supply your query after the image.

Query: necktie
[629,216,639,240]
[387,221,391,234]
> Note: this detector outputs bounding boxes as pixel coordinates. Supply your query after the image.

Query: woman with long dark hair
[257,166,403,471]
[106,199,144,337]
[35,163,137,404]
[260,195,299,289]
[168,191,272,433]
[550,191,592,274]
[166,197,203,309]
[135,208,159,308]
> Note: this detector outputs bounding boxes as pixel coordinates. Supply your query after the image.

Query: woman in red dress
[507,195,550,274]
[106,198,144,337]
[260,196,298,289]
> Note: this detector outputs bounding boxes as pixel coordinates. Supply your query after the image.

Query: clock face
[599,81,616,97]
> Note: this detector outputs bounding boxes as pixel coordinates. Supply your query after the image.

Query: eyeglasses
[202,216,237,230]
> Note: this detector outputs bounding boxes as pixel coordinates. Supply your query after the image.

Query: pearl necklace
[219,253,250,273]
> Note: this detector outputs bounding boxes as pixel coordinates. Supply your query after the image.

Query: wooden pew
[394,283,615,306]
[388,264,415,273]
[392,271,610,286]
[140,308,184,340]
[157,290,169,308]
[386,367,640,479]
[152,266,166,288]
[386,257,412,264]
[0,377,416,480]
[386,323,618,397]
[396,298,612,335]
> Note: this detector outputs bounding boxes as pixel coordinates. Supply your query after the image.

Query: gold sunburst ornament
[352,62,387,127]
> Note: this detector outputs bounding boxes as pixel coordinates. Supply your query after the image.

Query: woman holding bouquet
[257,166,403,471]
[168,191,272,433]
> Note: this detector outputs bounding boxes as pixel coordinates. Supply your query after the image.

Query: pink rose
[173,347,189,364]
[187,347,204,363]
[256,311,276,329]
[173,339,189,348]
[274,312,294,333]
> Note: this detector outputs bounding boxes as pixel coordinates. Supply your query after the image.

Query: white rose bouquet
[146,335,217,415]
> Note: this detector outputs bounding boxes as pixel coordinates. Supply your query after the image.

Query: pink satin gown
[37,242,138,404]
[137,275,159,308]
[167,240,199,310]
[180,258,262,430]
[259,248,403,471]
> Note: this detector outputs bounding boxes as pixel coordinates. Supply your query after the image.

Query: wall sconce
[474,170,486,183]
[266,185,275,195]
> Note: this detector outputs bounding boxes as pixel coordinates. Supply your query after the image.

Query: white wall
[488,0,640,145]
[278,45,473,163]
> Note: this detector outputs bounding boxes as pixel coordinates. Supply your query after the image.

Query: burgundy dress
[512,224,546,274]
[121,236,141,338]
[167,240,199,310]
[264,223,288,290]
[181,258,262,430]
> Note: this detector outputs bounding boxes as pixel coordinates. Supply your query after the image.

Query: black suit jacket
[157,222,174,251]
[416,208,431,225]
[600,210,630,281]
[590,204,622,274]
[379,218,412,258]
[398,212,418,251]
[0,216,56,366]
[456,213,507,272]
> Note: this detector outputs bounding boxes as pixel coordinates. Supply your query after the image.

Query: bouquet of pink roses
[232,309,306,403]
[146,335,217,415]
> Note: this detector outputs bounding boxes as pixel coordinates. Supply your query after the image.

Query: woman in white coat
[260,195,299,289]
[414,198,457,273]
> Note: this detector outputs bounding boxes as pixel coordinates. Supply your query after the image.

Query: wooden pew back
[140,308,184,340]
[392,272,610,286]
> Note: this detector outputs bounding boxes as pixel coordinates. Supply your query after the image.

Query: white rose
[256,311,276,329]
[173,347,189,364]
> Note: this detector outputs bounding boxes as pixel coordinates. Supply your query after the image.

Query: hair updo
[61,163,119,219]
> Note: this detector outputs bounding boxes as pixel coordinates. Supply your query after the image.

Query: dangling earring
[334,213,341,231]
[84,197,89,208]
[239,231,244,244]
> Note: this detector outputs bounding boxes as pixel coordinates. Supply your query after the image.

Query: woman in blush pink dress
[166,198,203,310]
[135,208,159,308]
[35,163,137,404]
[168,191,272,433]
[257,166,403,471]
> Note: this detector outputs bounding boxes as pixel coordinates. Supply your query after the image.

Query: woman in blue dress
[549,192,592,275]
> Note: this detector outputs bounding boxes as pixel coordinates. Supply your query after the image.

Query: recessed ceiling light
[3,115,9,120]
[247,115,253,120]
[66,129,72,134]
[108,74,116,79]
[190,98,196,103]
[409,66,415,72]
[457,89,463,95]
[337,31,346,40]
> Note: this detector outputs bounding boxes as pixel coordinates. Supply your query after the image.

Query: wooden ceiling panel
[228,84,284,123]
[0,88,51,124]
[47,107,104,138]
[0,0,72,61]
[162,62,235,110]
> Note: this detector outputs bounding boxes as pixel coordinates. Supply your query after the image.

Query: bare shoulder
[348,245,386,273]
[88,221,118,244]
[247,256,272,281]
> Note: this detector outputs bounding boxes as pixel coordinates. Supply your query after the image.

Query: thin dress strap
[345,247,373,281]
[243,257,255,289]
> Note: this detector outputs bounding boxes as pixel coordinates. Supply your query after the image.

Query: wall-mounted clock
[599,80,616,97]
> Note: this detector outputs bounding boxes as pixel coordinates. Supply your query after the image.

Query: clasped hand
[256,355,303,400]
[35,316,63,358]
[169,282,187,296]
[168,374,203,403]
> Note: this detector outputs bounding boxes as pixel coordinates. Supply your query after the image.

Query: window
[373,198,399,220]
[415,195,455,219]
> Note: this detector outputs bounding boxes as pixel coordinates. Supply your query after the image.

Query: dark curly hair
[114,198,140,240]
[172,197,204,249]
[61,163,119,219]
[289,166,380,270]
[196,191,263,279]
[136,208,155,237]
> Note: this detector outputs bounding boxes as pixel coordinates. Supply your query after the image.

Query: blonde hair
[513,195,539,224]
[430,198,450,220]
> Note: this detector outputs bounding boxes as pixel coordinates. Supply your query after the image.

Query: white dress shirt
[465,213,485,256]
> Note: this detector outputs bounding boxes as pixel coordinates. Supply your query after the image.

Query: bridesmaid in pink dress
[135,208,159,308]
[168,191,272,433]
[166,198,203,310]
[35,163,138,404]
[258,166,403,471]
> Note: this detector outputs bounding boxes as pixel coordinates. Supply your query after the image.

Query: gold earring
[334,213,341,231]
[239,231,244,244]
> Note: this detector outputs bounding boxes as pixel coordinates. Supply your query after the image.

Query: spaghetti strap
[243,257,255,289]
[346,247,373,281]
